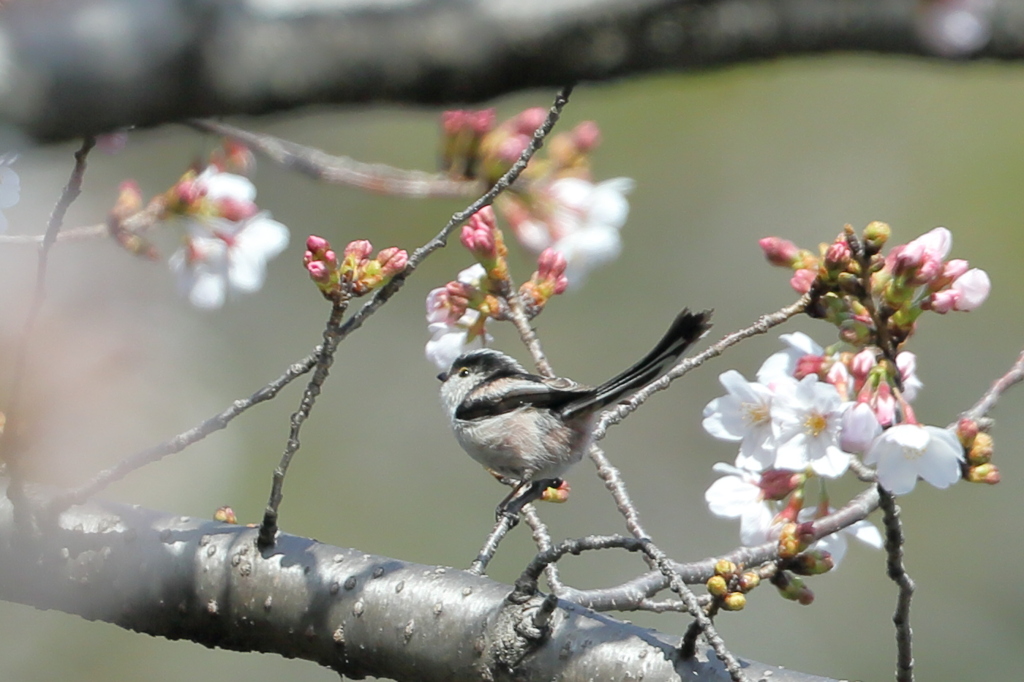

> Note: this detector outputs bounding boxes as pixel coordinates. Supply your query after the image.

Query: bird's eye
[458,367,470,378]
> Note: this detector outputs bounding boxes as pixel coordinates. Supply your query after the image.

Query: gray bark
[1,0,1023,142]
[0,481,834,681]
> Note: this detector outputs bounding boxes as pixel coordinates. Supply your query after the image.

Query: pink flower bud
[942,258,969,281]
[376,247,408,277]
[850,349,877,379]
[306,235,330,255]
[873,383,896,428]
[789,268,817,294]
[840,402,882,454]
[824,240,852,268]
[951,268,990,311]
[344,239,373,260]
[306,260,329,282]
[928,288,958,314]
[216,197,259,222]
[469,109,496,134]
[441,109,468,135]
[513,107,547,135]
[759,470,805,501]
[496,134,530,164]
[537,248,567,280]
[794,354,824,379]
[759,236,800,267]
[572,121,601,151]
[957,417,980,444]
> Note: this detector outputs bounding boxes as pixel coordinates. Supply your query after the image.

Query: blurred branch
[189,120,483,198]
[0,482,838,682]
[1,0,1022,142]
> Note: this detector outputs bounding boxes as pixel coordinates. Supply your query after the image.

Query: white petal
[702,395,745,441]
[705,476,759,518]
[809,445,851,478]
[227,248,267,293]
[845,519,884,549]
[236,214,290,260]
[874,447,920,495]
[589,177,634,230]
[201,170,257,203]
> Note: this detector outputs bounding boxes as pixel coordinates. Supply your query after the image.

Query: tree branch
[2,0,1022,142]
[0,481,836,682]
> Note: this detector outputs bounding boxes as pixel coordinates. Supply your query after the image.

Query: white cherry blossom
[169,213,289,309]
[757,332,824,385]
[705,463,777,546]
[863,424,964,495]
[771,375,851,477]
[702,370,782,471]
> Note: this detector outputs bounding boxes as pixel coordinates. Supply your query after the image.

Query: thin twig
[469,514,518,575]
[522,506,564,593]
[556,486,881,611]
[47,353,319,514]
[503,285,553,377]
[326,86,574,345]
[638,540,749,682]
[258,300,348,549]
[3,138,95,517]
[960,348,1024,422]
[879,487,915,682]
[189,119,484,199]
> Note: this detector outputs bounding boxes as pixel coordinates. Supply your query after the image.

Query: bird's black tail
[559,309,712,421]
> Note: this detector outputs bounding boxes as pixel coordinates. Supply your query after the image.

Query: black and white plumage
[437,309,712,518]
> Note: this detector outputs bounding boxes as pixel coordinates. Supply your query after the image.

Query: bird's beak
[436,372,447,382]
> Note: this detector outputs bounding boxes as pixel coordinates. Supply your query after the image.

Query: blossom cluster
[105,141,289,310]
[441,107,633,289]
[303,236,407,301]
[704,224,997,605]
[423,206,569,370]
[163,164,289,309]
[761,224,990,347]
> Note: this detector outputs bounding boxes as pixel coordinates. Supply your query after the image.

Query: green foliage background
[0,59,1022,681]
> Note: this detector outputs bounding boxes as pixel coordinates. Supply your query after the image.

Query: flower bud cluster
[437,107,633,289]
[957,418,1000,484]
[303,236,407,300]
[705,560,756,612]
[761,224,991,349]
[440,108,497,180]
[460,206,509,282]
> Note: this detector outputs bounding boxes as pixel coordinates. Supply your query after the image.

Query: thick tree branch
[1,0,1022,142]
[0,481,834,682]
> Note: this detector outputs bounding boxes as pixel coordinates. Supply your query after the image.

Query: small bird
[438,308,712,521]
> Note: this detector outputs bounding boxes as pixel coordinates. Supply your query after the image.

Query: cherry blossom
[863,424,964,495]
[756,332,824,385]
[705,463,778,546]
[771,375,851,477]
[169,213,289,309]
[424,264,493,370]
[801,507,883,568]
[702,370,781,471]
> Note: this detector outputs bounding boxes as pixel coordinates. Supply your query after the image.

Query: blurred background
[0,57,1022,681]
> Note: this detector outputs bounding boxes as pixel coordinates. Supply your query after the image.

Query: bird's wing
[455,375,591,421]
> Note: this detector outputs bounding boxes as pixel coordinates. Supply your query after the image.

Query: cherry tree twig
[258,299,349,549]
[189,119,483,199]
[3,137,95,519]
[879,488,915,682]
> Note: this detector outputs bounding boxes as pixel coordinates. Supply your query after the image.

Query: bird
[437,308,712,521]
